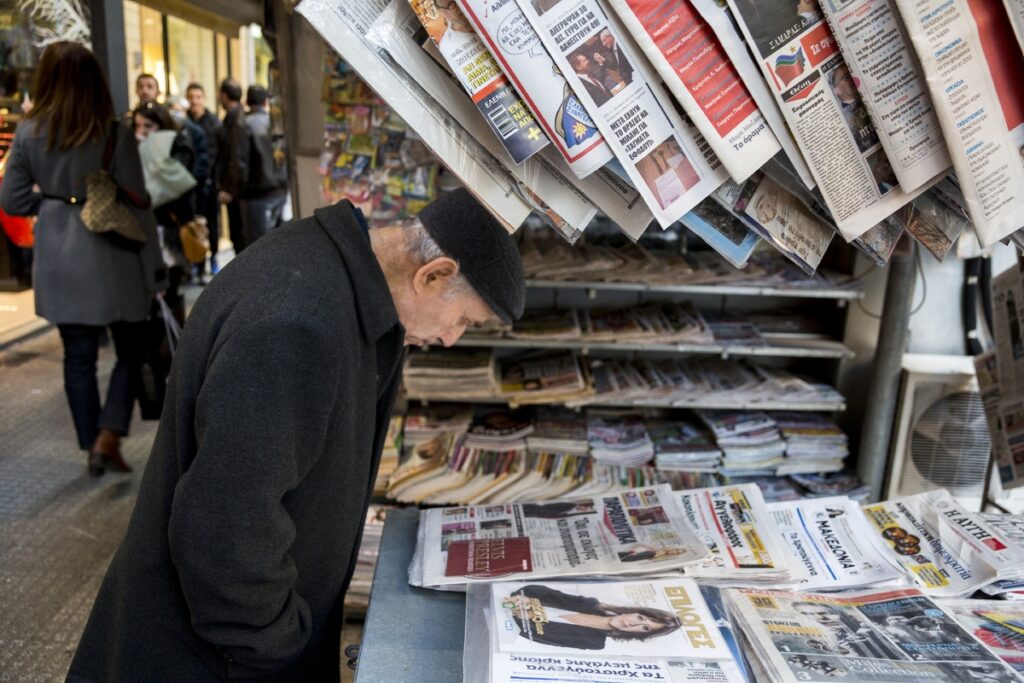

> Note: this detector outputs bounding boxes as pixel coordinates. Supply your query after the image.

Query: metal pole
[857,238,918,502]
[87,0,129,116]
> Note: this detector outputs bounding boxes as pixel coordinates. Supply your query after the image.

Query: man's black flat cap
[418,188,525,324]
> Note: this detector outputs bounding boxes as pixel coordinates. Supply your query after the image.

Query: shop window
[166,15,215,99]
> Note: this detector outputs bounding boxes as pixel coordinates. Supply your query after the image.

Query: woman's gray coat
[0,118,161,325]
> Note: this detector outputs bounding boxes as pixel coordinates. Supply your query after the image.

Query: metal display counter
[355,508,465,682]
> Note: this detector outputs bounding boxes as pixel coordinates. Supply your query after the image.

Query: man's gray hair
[399,217,472,299]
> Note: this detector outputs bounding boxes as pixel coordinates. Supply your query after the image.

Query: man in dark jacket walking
[187,82,222,275]
[67,189,525,681]
[215,78,249,255]
[241,85,288,245]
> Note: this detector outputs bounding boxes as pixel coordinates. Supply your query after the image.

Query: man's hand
[218,191,233,205]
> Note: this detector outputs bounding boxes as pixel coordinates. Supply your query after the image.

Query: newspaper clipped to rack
[675,483,792,583]
[892,0,1024,246]
[725,586,1023,682]
[514,0,729,229]
[465,578,747,683]
[768,496,905,592]
[409,484,708,589]
[606,0,781,183]
[454,0,615,178]
[724,0,931,240]
[861,489,1024,597]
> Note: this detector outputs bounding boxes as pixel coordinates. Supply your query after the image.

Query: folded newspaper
[409,484,709,589]
[941,598,1024,673]
[464,578,747,683]
[767,496,906,592]
[725,586,1023,682]
[861,489,1024,597]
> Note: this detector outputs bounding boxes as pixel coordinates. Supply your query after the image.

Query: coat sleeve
[219,117,250,198]
[0,128,41,216]
[167,312,342,673]
[111,122,151,209]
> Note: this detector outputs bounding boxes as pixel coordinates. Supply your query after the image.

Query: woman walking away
[0,42,161,476]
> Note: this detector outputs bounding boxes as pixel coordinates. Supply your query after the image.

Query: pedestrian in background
[0,42,161,476]
[186,82,221,277]
[241,85,288,245]
[216,78,248,255]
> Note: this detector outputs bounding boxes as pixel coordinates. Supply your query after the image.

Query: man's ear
[412,257,460,294]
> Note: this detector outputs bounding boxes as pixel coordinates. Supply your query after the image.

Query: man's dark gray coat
[68,200,405,681]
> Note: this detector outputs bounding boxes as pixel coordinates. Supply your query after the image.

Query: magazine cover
[726,586,1021,682]
[768,496,905,591]
[412,484,708,588]
[941,598,1024,673]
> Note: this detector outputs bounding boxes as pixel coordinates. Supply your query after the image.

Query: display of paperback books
[675,483,793,584]
[725,586,1022,682]
[408,484,709,589]
[463,578,746,683]
[402,349,498,399]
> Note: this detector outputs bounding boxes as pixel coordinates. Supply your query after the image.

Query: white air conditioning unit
[885,354,991,510]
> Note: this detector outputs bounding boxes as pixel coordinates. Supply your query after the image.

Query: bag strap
[102,120,118,173]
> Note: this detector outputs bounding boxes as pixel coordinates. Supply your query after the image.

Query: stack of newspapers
[402,349,498,400]
[650,420,723,472]
[372,415,404,496]
[773,411,850,475]
[525,409,589,455]
[586,416,655,466]
[697,411,786,476]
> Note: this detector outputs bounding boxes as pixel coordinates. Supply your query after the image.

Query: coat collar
[314,200,402,344]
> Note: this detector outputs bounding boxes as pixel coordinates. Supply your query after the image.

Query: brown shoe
[89,429,133,474]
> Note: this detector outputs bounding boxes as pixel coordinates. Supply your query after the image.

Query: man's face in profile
[600,30,614,50]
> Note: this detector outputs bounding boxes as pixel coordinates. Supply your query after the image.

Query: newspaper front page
[675,483,792,582]
[893,0,1024,246]
[606,0,781,183]
[723,0,930,240]
[768,496,905,592]
[861,489,1024,597]
[412,484,708,588]
[514,0,729,228]
[689,0,816,189]
[975,351,1024,492]
[941,598,1024,673]
[818,0,951,193]
[455,0,616,177]
[296,0,533,228]
[725,586,1022,682]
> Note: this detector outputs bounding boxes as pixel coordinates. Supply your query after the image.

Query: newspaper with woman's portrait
[410,484,708,589]
[725,586,1022,682]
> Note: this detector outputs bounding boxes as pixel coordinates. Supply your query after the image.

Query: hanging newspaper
[675,483,792,583]
[860,489,1024,597]
[1006,2,1024,55]
[454,0,615,178]
[724,0,930,240]
[681,200,761,269]
[975,351,1024,492]
[514,0,729,228]
[725,586,1023,682]
[892,0,1024,246]
[941,598,1024,673]
[767,496,905,592]
[605,0,781,183]
[688,0,815,189]
[296,0,533,228]
[818,0,951,193]
[409,484,708,589]
[464,578,747,683]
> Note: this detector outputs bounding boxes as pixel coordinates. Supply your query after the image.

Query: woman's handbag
[138,130,197,208]
[179,216,210,264]
[137,294,182,420]
[80,123,148,245]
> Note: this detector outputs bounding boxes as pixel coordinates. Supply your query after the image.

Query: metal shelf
[455,335,853,359]
[526,278,864,300]
[406,394,846,412]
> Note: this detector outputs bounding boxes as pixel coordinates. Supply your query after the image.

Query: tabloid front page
[675,483,792,582]
[605,0,781,183]
[861,489,1024,597]
[941,598,1024,673]
[818,0,951,193]
[296,0,532,228]
[725,586,1022,682]
[454,0,616,177]
[893,0,1024,246]
[412,484,708,589]
[514,0,729,228]
[723,0,929,240]
[768,496,905,592]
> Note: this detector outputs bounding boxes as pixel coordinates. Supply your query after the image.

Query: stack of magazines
[403,404,472,447]
[464,408,533,452]
[344,504,391,613]
[586,416,655,466]
[498,351,592,405]
[402,349,498,400]
[697,411,786,476]
[791,471,871,501]
[373,415,404,496]
[773,412,850,475]
[650,420,722,472]
[525,408,589,455]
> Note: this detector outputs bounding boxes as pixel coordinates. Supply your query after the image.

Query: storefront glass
[124,1,167,101]
[166,15,215,98]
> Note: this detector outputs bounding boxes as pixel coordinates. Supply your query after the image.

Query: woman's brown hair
[27,41,115,151]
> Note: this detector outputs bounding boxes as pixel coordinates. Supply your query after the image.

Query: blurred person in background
[186,82,221,276]
[241,85,288,245]
[168,96,212,283]
[135,73,161,105]
[133,101,198,320]
[216,78,248,255]
[0,42,161,476]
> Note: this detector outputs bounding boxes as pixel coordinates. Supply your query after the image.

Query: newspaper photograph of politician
[828,62,879,154]
[776,601,904,659]
[868,148,898,196]
[857,594,996,662]
[730,0,821,56]
[566,30,635,108]
[636,138,700,209]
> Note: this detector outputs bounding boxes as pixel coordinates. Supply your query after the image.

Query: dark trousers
[57,321,146,451]
[227,199,247,256]
[241,190,287,246]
